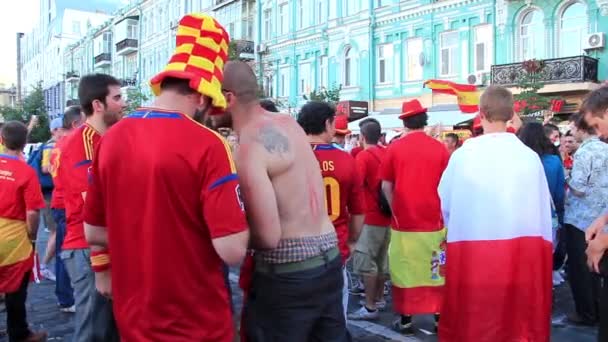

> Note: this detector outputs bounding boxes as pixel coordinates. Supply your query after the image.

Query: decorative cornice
[376,0,485,25]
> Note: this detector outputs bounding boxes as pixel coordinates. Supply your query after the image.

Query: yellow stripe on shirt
[182,114,237,173]
[82,126,96,160]
[0,217,33,267]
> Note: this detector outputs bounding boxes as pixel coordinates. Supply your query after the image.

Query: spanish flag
[424,80,480,113]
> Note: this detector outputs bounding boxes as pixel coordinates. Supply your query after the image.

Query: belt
[254,247,339,274]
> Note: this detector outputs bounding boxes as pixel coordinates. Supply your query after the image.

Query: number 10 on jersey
[323,176,340,222]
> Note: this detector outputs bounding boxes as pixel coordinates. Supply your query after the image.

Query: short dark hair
[297,101,335,135]
[480,85,514,123]
[360,120,381,145]
[260,99,278,112]
[402,112,428,130]
[518,122,559,157]
[358,117,380,128]
[1,121,28,151]
[445,133,460,145]
[78,73,121,116]
[582,86,608,118]
[571,111,596,135]
[63,105,82,129]
[160,77,198,96]
[543,123,559,138]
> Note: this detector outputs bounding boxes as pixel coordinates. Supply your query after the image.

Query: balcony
[116,38,138,56]
[65,71,79,83]
[120,78,137,89]
[491,56,598,91]
[231,39,255,60]
[94,53,112,68]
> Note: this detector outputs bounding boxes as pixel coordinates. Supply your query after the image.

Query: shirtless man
[223,61,349,342]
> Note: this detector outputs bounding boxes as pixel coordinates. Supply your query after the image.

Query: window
[559,2,587,57]
[280,67,290,97]
[344,47,353,87]
[299,63,311,94]
[377,0,383,7]
[264,10,272,40]
[318,56,328,88]
[474,25,492,72]
[72,20,81,34]
[317,0,324,24]
[439,31,459,76]
[377,44,393,84]
[127,22,138,39]
[519,10,545,60]
[298,0,305,29]
[279,3,288,34]
[405,38,423,81]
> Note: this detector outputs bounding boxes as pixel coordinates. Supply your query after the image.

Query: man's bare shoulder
[240,114,295,156]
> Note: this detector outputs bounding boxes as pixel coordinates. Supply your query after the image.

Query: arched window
[519,9,545,60]
[559,2,587,57]
[344,47,352,87]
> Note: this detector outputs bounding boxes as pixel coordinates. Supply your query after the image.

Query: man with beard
[224,61,350,342]
[58,73,125,341]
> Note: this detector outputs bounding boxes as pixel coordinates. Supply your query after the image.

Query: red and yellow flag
[424,80,480,113]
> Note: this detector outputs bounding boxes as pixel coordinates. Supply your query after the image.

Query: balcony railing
[65,71,79,82]
[121,78,137,88]
[491,55,598,87]
[94,53,111,65]
[116,39,138,55]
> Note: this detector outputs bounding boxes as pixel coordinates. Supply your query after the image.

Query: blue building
[256,0,497,112]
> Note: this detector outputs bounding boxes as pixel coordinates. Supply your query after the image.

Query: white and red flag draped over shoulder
[438,132,553,342]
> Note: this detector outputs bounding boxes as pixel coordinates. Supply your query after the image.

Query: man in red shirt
[297,101,365,318]
[333,115,351,148]
[380,99,449,334]
[48,106,83,313]
[58,73,124,341]
[350,118,392,320]
[0,121,47,342]
[83,14,249,342]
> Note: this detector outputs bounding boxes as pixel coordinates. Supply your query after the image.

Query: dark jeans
[5,272,31,341]
[52,208,74,307]
[565,224,601,322]
[245,254,350,342]
[600,277,608,341]
[554,226,567,270]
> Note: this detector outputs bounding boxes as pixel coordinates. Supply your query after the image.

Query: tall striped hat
[150,13,230,110]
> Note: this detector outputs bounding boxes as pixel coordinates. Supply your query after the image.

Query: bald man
[224,61,350,341]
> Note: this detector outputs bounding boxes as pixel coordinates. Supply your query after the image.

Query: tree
[125,88,149,114]
[513,60,555,122]
[303,84,342,104]
[22,82,50,143]
[228,41,239,61]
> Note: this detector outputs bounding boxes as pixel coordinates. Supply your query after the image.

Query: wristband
[90,250,111,272]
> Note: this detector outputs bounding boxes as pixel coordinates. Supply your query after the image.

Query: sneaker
[393,317,415,335]
[358,299,387,310]
[348,306,380,320]
[59,305,76,313]
[552,271,565,286]
[40,265,56,282]
[21,331,48,342]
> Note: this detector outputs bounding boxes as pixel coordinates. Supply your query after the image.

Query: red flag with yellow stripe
[424,80,480,113]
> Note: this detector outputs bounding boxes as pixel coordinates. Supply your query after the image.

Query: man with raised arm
[224,61,350,342]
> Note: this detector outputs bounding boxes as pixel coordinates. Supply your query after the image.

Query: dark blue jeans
[52,208,74,307]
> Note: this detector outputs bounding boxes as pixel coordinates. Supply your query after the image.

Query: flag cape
[0,217,34,292]
[424,80,479,113]
[437,133,552,342]
[389,228,446,315]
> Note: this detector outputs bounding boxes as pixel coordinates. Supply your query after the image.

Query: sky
[0,0,40,88]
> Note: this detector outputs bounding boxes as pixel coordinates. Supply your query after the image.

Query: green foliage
[303,84,342,104]
[0,82,50,143]
[514,60,554,120]
[228,41,239,61]
[125,88,149,114]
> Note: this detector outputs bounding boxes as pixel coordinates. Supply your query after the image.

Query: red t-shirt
[356,146,391,227]
[83,109,248,342]
[380,131,449,232]
[60,124,101,250]
[49,136,66,209]
[311,143,364,260]
[351,146,363,158]
[0,154,46,220]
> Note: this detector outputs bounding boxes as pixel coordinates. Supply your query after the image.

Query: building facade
[492,0,608,110]
[20,0,122,118]
[257,0,496,111]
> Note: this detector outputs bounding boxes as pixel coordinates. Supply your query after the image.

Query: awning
[348,109,477,133]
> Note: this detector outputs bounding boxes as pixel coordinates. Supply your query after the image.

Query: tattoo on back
[257,124,290,154]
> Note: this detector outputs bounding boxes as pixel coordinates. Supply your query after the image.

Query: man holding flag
[438,85,552,341]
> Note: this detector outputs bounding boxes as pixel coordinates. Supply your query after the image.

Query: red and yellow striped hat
[150,13,230,110]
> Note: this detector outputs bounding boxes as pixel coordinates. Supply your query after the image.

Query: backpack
[27,142,54,192]
[367,149,392,218]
